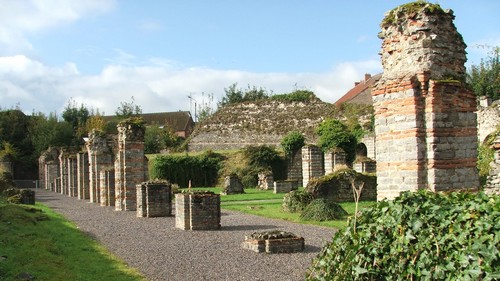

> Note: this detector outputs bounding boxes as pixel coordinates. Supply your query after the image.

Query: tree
[467,46,500,100]
[62,99,90,146]
[115,96,142,119]
[29,112,73,156]
[316,119,357,164]
[218,83,269,107]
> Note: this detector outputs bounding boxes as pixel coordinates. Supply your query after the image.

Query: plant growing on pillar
[316,119,357,164]
[280,131,305,156]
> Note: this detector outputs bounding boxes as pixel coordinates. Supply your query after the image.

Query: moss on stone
[381,1,445,28]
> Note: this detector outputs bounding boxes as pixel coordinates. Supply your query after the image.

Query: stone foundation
[175,192,221,230]
[242,231,305,253]
[273,180,298,194]
[136,182,172,217]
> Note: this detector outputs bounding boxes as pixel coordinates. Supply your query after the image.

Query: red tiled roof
[334,73,382,105]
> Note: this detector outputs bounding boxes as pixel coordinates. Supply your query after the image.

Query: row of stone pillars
[287,144,376,188]
[38,120,148,211]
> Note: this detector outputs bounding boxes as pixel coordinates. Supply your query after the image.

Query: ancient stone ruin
[136,181,172,218]
[221,175,245,195]
[372,3,479,200]
[175,191,221,230]
[241,230,305,254]
[39,119,147,212]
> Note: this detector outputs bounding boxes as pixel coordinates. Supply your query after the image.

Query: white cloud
[0,0,115,55]
[0,55,382,116]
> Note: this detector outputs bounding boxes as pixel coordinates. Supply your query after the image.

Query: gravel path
[36,189,336,281]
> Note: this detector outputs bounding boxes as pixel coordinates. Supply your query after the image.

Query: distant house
[104,111,195,138]
[335,73,382,106]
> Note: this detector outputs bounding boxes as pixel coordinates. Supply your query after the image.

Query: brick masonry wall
[115,121,145,211]
[175,193,221,230]
[302,145,324,187]
[136,182,172,217]
[286,149,303,184]
[77,152,90,200]
[373,4,478,200]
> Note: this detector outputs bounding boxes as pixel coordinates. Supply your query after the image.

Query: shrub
[306,190,500,281]
[281,131,305,156]
[282,190,314,213]
[150,151,223,187]
[300,198,348,221]
[238,145,286,187]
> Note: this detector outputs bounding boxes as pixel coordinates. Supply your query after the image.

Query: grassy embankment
[0,197,145,281]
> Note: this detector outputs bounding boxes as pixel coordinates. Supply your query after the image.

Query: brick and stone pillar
[67,155,78,197]
[77,152,90,200]
[100,169,115,206]
[86,130,113,204]
[302,145,324,187]
[136,182,172,217]
[175,192,221,230]
[58,149,69,195]
[286,149,303,184]
[115,119,146,211]
[39,147,59,191]
[324,148,347,175]
[373,3,478,200]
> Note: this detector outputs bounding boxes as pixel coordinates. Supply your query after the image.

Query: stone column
[286,149,303,184]
[58,149,68,195]
[77,152,90,200]
[115,119,146,211]
[302,145,324,187]
[39,147,59,191]
[100,169,115,206]
[373,3,478,200]
[324,148,347,175]
[86,130,113,204]
[67,155,78,197]
[136,182,172,217]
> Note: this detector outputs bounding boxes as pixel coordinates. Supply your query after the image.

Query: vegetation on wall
[239,145,286,188]
[306,190,499,281]
[280,131,305,156]
[149,151,223,187]
[316,119,358,164]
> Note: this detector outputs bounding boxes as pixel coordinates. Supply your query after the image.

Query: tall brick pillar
[302,145,324,187]
[373,3,478,200]
[115,119,145,211]
[86,130,114,204]
[39,147,59,191]
[77,152,90,200]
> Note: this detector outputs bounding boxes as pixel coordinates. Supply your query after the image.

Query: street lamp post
[188,94,197,122]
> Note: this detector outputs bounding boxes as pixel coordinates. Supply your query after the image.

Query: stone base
[242,237,305,253]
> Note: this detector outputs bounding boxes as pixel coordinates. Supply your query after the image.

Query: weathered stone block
[273,180,298,194]
[175,192,221,230]
[136,182,172,218]
[241,231,305,253]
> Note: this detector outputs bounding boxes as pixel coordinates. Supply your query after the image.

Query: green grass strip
[0,201,145,281]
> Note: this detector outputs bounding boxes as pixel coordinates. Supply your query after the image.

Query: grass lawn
[0,199,145,281]
[190,187,376,229]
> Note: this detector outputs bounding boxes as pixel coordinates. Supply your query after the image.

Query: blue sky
[1,0,499,117]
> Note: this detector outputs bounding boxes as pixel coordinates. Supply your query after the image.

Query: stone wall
[115,120,146,211]
[305,170,377,202]
[373,3,478,200]
[136,182,172,217]
[286,150,302,185]
[188,100,333,152]
[324,149,347,175]
[175,193,221,230]
[301,145,324,187]
[477,102,500,144]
